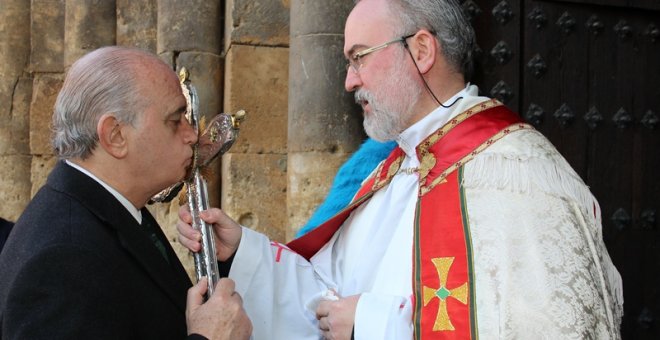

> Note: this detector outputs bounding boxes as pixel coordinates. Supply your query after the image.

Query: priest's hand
[186,277,252,340]
[177,206,242,261]
[316,294,360,340]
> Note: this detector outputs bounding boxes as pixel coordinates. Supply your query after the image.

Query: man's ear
[409,29,438,74]
[97,114,128,158]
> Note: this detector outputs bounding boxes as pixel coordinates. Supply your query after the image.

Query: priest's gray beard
[355,59,422,142]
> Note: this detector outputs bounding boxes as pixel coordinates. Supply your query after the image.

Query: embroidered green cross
[423,257,468,331]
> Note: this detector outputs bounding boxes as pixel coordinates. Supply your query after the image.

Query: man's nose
[182,119,198,145]
[344,68,362,92]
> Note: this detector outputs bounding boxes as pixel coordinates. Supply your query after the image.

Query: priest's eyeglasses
[346,34,415,74]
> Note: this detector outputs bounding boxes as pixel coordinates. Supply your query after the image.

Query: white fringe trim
[463,152,594,219]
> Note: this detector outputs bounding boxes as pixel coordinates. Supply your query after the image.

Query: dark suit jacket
[0,161,193,339]
[0,217,13,253]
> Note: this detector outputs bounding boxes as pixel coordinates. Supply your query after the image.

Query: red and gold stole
[287,99,531,338]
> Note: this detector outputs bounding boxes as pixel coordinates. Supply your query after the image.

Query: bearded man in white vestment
[177,0,623,339]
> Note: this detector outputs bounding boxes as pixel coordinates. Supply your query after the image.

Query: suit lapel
[116,210,190,312]
[48,161,191,313]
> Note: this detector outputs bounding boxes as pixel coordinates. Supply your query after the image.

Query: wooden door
[469,0,659,338]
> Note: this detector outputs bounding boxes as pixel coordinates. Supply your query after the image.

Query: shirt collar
[396,84,479,160]
[65,160,142,224]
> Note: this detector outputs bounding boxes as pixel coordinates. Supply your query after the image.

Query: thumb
[187,276,208,311]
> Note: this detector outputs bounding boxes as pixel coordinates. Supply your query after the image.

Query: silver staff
[152,68,244,297]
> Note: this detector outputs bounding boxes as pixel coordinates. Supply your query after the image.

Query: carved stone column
[154,0,223,274]
[156,0,223,209]
[287,1,363,239]
[221,0,290,242]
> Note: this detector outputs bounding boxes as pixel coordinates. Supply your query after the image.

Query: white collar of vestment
[396,84,479,161]
[65,159,142,224]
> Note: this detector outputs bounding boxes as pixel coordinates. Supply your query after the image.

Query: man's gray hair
[384,0,476,78]
[52,46,157,159]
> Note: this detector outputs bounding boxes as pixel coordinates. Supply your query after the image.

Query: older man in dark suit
[0,46,251,339]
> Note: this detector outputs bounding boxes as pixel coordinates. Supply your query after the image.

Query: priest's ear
[407,29,438,74]
[97,114,129,159]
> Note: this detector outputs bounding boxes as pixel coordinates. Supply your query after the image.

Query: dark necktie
[141,214,170,264]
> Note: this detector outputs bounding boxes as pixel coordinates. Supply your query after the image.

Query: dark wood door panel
[548,0,660,11]
[522,1,591,176]
[469,0,522,112]
[468,0,659,338]
[525,1,660,338]
[523,2,660,338]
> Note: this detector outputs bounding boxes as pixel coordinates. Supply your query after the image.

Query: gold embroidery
[418,152,436,184]
[423,257,468,331]
[398,167,419,175]
[420,123,533,195]
[414,99,501,196]
[372,156,403,192]
[386,156,403,179]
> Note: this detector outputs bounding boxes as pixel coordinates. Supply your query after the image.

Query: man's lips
[184,153,195,172]
[184,156,195,180]
[360,101,370,114]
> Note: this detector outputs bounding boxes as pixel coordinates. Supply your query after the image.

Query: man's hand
[316,294,360,340]
[186,277,252,340]
[177,206,242,261]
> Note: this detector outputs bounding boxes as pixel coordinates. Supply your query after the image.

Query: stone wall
[1,0,33,223]
[0,0,363,272]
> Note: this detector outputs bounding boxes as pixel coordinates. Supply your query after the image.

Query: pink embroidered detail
[270,241,292,262]
[404,294,414,310]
